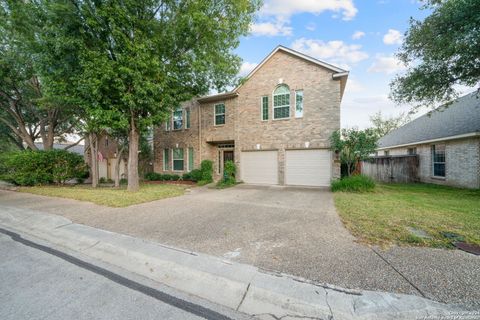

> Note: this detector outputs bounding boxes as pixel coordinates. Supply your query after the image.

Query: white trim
[332,72,349,79]
[234,46,347,92]
[172,148,184,172]
[214,102,226,126]
[185,107,191,129]
[272,84,290,120]
[377,132,480,150]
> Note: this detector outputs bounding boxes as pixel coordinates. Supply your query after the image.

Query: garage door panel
[241,151,278,185]
[285,150,331,187]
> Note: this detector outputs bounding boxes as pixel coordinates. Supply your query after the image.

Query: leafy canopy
[369,111,411,138]
[330,128,378,176]
[390,0,480,110]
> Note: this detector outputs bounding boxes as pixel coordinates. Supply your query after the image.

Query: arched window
[273,84,290,119]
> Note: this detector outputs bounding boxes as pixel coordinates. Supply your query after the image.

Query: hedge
[0,150,88,186]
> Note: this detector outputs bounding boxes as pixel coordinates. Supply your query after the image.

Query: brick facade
[153,47,346,184]
[385,137,480,189]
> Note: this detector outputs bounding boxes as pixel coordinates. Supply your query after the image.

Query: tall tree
[0,0,80,150]
[390,0,480,110]
[369,111,411,138]
[63,0,260,191]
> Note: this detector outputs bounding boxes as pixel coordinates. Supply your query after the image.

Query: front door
[223,150,234,173]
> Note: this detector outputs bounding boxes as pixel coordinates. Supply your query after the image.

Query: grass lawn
[334,183,480,248]
[18,184,187,207]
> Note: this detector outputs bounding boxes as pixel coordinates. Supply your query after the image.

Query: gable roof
[378,92,480,149]
[197,45,349,103]
[234,45,348,92]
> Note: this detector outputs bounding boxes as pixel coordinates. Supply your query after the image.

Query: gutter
[377,132,480,150]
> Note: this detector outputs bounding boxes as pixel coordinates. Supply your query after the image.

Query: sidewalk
[1,189,479,307]
[0,205,476,320]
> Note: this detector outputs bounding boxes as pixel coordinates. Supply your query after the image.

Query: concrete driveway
[0,185,478,307]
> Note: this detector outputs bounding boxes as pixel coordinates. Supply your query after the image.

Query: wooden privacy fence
[361,155,419,183]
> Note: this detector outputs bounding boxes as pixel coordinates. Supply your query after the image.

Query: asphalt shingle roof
[378,92,480,149]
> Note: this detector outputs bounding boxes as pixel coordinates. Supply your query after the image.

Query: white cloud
[306,23,316,31]
[239,62,258,77]
[250,20,292,36]
[260,0,358,21]
[291,38,369,69]
[368,55,406,74]
[383,29,403,45]
[352,31,365,40]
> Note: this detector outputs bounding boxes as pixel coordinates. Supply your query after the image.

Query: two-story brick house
[153,46,349,187]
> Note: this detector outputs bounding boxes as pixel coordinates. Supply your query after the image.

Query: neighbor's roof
[378,92,480,149]
[197,45,349,103]
[34,143,85,156]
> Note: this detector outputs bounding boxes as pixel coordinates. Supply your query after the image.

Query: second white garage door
[285,149,331,187]
[240,150,278,185]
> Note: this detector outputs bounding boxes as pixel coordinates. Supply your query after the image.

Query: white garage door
[285,149,331,187]
[241,151,278,185]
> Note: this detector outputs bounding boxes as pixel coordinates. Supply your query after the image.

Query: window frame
[407,147,417,155]
[261,96,269,121]
[431,144,446,178]
[214,103,225,126]
[163,148,170,171]
[295,90,304,118]
[272,84,291,120]
[173,108,183,130]
[172,148,184,171]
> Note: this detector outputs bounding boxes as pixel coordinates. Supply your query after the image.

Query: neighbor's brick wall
[386,137,480,189]
[235,50,341,184]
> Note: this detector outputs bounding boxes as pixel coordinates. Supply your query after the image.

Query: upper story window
[432,144,445,177]
[173,108,183,130]
[261,96,269,121]
[186,108,191,129]
[214,103,225,125]
[295,90,303,118]
[273,84,290,119]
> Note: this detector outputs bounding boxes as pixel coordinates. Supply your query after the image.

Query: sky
[234,0,434,129]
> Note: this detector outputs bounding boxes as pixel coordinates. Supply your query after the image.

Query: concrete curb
[0,206,466,320]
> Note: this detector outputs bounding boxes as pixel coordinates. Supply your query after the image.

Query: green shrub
[0,150,88,186]
[99,177,107,184]
[190,169,202,182]
[219,160,236,186]
[171,174,180,181]
[199,160,213,184]
[120,178,128,185]
[331,175,375,192]
[145,172,162,181]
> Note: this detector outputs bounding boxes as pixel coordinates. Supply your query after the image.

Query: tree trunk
[127,116,140,192]
[114,146,125,188]
[89,132,99,188]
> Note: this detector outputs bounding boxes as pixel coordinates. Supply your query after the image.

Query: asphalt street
[0,232,251,320]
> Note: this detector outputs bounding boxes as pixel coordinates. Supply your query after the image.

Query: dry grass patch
[334,183,480,248]
[19,184,187,207]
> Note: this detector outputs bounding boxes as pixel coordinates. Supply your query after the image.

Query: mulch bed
[143,180,197,186]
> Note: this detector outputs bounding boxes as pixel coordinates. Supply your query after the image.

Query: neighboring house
[153,46,349,187]
[84,134,127,180]
[377,92,480,189]
[34,142,84,156]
